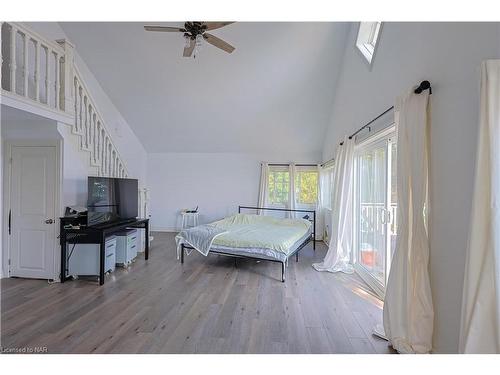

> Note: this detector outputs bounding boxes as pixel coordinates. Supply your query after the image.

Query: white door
[9,145,56,279]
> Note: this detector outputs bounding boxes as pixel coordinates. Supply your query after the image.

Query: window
[267,165,319,207]
[268,168,290,205]
[295,170,319,206]
[353,127,397,297]
[320,165,334,210]
[356,22,381,65]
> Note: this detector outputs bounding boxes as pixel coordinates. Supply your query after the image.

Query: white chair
[181,211,199,229]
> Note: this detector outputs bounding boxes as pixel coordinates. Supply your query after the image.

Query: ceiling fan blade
[203,33,235,54]
[144,25,185,32]
[203,22,235,31]
[183,39,195,57]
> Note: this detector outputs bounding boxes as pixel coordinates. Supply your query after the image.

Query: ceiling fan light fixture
[184,34,191,48]
[193,34,204,58]
[144,21,235,58]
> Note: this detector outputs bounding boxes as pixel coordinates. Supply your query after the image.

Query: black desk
[60,218,150,285]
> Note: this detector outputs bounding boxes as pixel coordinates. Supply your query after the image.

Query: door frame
[2,139,63,281]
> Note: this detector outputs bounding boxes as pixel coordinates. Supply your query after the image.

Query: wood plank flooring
[1,232,395,354]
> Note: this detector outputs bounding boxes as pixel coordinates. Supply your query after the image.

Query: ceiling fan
[144,22,235,58]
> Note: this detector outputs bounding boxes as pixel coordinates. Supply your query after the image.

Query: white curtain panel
[258,162,269,214]
[382,87,434,354]
[316,164,325,240]
[459,60,500,354]
[313,137,355,274]
[288,163,297,218]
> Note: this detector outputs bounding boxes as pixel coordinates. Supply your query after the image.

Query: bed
[176,206,316,282]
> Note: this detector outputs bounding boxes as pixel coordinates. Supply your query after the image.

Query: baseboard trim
[151,227,179,233]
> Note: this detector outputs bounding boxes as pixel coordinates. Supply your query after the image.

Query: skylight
[356,22,382,65]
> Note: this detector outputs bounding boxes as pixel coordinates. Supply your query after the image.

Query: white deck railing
[1,22,128,178]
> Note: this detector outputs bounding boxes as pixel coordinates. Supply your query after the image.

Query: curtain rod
[320,158,335,168]
[267,163,318,167]
[339,80,432,146]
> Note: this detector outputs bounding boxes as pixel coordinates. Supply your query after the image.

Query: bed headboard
[238,206,316,241]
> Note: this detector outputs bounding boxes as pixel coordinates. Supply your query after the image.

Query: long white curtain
[313,137,354,274]
[459,60,500,354]
[288,163,297,218]
[258,162,269,213]
[382,87,434,354]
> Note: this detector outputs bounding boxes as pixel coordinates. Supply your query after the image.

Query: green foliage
[268,170,318,205]
[295,171,318,205]
[268,171,290,204]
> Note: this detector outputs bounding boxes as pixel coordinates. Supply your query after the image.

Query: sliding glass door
[354,129,397,296]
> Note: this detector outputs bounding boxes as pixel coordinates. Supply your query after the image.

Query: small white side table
[181,212,199,229]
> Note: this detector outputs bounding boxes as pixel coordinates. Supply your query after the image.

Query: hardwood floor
[1,232,395,354]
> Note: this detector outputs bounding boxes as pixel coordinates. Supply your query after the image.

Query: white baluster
[86,104,91,150]
[86,98,90,149]
[45,47,49,106]
[78,87,83,139]
[73,78,78,132]
[35,41,40,102]
[54,52,60,109]
[108,140,113,176]
[88,105,93,152]
[95,122,100,167]
[100,128,105,175]
[109,149,114,176]
[23,33,28,97]
[104,139,109,176]
[82,96,87,148]
[92,114,97,164]
[9,25,16,93]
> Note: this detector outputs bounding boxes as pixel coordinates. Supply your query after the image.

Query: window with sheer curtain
[267,167,290,206]
[320,165,334,210]
[267,165,318,208]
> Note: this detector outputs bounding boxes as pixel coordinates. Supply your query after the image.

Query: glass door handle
[380,208,386,224]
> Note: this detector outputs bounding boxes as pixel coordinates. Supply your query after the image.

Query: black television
[87,177,138,227]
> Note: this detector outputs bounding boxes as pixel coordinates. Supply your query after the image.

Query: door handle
[380,208,387,224]
[45,219,54,224]
[8,210,11,235]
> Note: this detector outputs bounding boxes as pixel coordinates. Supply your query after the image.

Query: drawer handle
[131,237,137,240]
[106,253,114,258]
[131,245,136,249]
[106,244,115,248]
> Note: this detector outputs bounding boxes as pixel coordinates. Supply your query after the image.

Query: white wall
[57,123,89,207]
[322,22,499,353]
[148,151,321,231]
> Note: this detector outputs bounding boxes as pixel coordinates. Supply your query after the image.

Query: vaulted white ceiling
[60,22,350,154]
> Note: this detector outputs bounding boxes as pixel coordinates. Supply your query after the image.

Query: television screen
[87,177,138,226]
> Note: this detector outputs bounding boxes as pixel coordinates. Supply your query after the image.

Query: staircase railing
[73,69,127,178]
[1,22,128,178]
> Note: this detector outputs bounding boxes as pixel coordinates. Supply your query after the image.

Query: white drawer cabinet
[68,236,117,276]
[115,229,138,267]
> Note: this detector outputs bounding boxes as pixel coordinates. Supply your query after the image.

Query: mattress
[209,227,312,263]
[206,213,313,262]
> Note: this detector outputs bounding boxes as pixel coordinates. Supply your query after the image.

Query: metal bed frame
[179,206,316,282]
